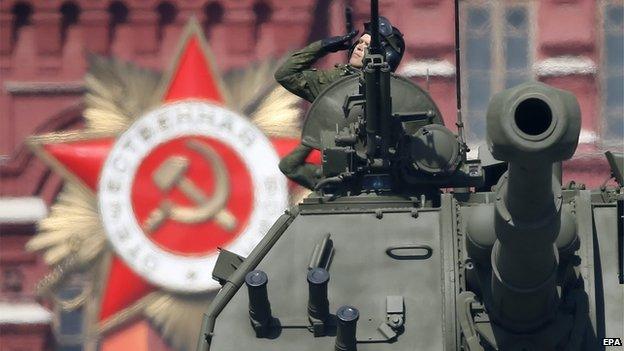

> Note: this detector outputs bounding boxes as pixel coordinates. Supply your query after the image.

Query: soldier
[276,16,405,189]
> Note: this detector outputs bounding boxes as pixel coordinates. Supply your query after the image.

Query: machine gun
[305,0,483,200]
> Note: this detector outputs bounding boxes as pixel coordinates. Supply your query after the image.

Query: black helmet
[351,16,405,72]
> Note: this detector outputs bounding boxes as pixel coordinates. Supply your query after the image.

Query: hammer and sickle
[142,139,237,234]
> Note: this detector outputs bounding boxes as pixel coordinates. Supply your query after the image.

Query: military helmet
[351,16,405,72]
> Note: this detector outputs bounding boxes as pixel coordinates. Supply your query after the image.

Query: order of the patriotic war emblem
[26,20,303,351]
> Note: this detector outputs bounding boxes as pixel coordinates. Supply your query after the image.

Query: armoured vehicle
[197,1,624,350]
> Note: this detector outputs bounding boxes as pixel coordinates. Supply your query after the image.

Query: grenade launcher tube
[196,212,296,351]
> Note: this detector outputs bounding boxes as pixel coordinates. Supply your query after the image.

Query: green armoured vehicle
[197,1,624,350]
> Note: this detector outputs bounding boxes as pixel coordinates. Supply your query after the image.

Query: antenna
[345,6,354,60]
[454,0,468,161]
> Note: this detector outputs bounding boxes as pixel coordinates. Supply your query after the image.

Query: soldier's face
[349,34,371,68]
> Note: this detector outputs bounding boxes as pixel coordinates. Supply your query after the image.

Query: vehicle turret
[197,2,623,350]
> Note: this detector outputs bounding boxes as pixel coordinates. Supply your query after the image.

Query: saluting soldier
[275,16,405,189]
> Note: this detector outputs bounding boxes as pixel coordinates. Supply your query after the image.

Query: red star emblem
[28,20,319,332]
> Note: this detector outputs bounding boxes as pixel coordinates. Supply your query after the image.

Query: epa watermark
[603,338,623,347]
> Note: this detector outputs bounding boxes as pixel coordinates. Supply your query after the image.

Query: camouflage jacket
[274,40,359,103]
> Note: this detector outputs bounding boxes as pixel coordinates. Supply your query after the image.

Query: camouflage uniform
[275,40,359,103]
[275,40,359,190]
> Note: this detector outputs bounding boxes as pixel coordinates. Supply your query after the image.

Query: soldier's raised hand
[321,30,359,53]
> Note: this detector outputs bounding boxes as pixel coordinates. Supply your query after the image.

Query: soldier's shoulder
[333,63,352,70]
[333,63,359,75]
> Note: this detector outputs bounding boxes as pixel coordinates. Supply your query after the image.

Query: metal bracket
[342,94,365,119]
[386,295,405,330]
[212,249,245,285]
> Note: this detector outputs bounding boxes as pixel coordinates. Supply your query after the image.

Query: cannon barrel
[486,82,580,331]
